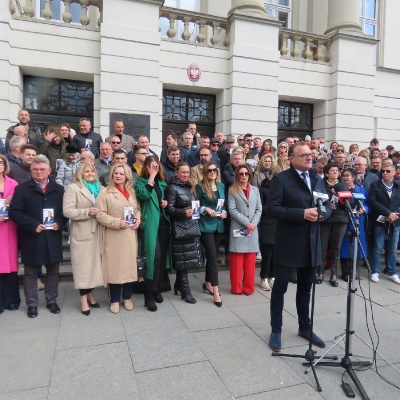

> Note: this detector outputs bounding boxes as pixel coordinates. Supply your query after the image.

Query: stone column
[225,6,280,141]
[229,0,267,17]
[100,0,163,149]
[325,0,362,34]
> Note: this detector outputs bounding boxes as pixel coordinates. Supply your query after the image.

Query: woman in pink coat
[0,154,20,313]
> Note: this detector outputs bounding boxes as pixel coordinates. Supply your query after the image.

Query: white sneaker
[256,251,262,261]
[37,279,45,291]
[260,278,271,291]
[371,273,379,283]
[389,274,400,285]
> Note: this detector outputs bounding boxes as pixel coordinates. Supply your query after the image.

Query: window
[36,0,81,24]
[359,0,378,37]
[264,0,291,28]
[278,101,313,141]
[160,0,201,42]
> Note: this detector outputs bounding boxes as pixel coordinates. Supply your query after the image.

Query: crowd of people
[1,110,399,347]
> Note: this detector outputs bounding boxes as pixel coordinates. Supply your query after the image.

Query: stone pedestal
[325,0,361,35]
[229,0,267,17]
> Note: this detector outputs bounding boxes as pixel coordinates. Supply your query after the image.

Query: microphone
[334,183,353,211]
[351,189,366,213]
[313,191,329,218]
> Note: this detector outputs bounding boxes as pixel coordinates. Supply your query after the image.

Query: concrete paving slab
[136,361,233,400]
[123,306,207,372]
[238,383,325,399]
[0,387,49,400]
[194,325,304,398]
[48,342,139,400]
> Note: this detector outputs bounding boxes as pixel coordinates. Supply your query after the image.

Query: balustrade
[160,7,230,48]
[9,0,102,28]
[279,28,331,63]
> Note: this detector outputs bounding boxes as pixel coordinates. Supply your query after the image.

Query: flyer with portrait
[0,199,9,219]
[85,139,92,150]
[216,199,224,216]
[233,228,249,237]
[192,200,200,220]
[124,207,135,227]
[56,159,63,172]
[43,208,54,229]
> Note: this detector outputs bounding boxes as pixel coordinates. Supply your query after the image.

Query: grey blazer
[228,185,262,253]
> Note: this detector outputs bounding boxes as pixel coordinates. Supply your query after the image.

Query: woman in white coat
[228,164,262,295]
[63,163,104,315]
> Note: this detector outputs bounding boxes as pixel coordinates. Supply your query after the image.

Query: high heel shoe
[214,300,222,308]
[87,301,100,308]
[81,309,90,316]
[202,283,213,295]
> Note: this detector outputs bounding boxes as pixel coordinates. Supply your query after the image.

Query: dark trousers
[201,232,224,286]
[260,244,275,279]
[270,265,314,333]
[108,283,132,303]
[319,222,347,276]
[24,263,60,306]
[146,222,169,292]
[0,272,21,310]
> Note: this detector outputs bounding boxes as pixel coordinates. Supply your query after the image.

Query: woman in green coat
[135,156,172,312]
[195,161,226,307]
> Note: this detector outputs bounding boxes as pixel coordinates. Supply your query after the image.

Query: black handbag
[173,218,200,240]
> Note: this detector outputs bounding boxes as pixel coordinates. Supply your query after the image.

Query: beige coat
[63,183,104,289]
[95,188,140,284]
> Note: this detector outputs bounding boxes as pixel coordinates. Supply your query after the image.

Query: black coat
[259,178,277,245]
[9,179,67,265]
[165,176,201,270]
[267,166,331,268]
[368,179,400,228]
[321,178,348,224]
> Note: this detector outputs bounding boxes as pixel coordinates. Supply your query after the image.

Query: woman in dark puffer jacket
[165,162,202,304]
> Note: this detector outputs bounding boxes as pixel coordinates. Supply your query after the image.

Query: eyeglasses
[294,153,312,159]
[211,143,219,146]
[111,141,121,144]
[382,169,394,174]
[280,146,287,149]
[353,163,365,167]
[207,168,217,173]
[31,168,47,172]
[336,149,344,153]
[293,140,299,143]
[239,172,249,176]
[245,139,252,142]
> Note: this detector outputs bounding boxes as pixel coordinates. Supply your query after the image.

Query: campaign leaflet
[85,139,92,150]
[0,199,9,219]
[216,199,224,216]
[124,207,135,227]
[233,228,250,237]
[192,200,200,220]
[56,159,63,172]
[43,208,55,229]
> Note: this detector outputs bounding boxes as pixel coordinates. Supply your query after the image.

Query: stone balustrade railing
[9,0,102,28]
[279,28,331,63]
[160,6,230,48]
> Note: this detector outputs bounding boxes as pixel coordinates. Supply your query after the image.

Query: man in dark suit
[9,155,67,319]
[267,142,331,352]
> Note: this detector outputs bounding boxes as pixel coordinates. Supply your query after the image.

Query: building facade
[1,0,399,153]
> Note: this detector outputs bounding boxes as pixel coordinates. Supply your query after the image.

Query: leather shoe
[269,332,281,352]
[27,306,38,318]
[298,329,325,348]
[47,303,61,314]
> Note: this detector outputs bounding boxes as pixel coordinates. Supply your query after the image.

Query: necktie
[301,172,310,192]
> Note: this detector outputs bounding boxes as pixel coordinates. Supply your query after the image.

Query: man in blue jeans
[369,164,400,284]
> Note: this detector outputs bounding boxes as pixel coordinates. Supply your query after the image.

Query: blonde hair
[358,149,371,165]
[199,162,219,199]
[257,154,276,172]
[229,164,253,197]
[277,155,290,170]
[107,163,135,197]
[72,163,99,185]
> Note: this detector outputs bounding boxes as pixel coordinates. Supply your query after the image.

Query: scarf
[115,184,130,200]
[83,180,101,199]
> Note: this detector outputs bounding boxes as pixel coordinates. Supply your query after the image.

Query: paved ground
[1,266,400,400]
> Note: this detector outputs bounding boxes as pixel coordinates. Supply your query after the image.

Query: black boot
[174,271,181,296]
[144,290,157,312]
[154,288,163,303]
[180,271,196,304]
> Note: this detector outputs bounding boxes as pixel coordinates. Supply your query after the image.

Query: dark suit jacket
[44,217,54,224]
[9,179,67,265]
[267,165,331,268]
[368,179,400,228]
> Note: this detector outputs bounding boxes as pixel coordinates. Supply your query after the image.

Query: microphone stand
[272,206,338,393]
[303,200,371,399]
